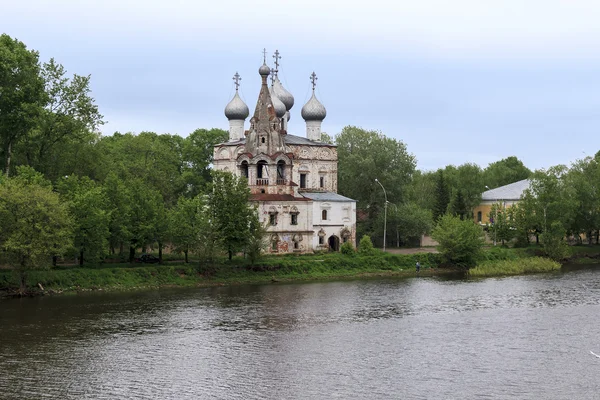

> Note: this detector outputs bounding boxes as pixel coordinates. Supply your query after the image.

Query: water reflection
[1,265,600,399]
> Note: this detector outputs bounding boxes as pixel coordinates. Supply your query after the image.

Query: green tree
[540,221,569,261]
[103,172,132,256]
[0,34,46,176]
[0,173,73,292]
[168,195,207,263]
[488,203,515,246]
[445,163,484,217]
[16,58,104,180]
[565,156,600,244]
[320,132,333,144]
[448,190,469,220]
[125,179,165,262]
[406,170,436,212]
[96,132,186,205]
[209,170,257,260]
[245,217,268,265]
[183,128,229,196]
[433,170,450,221]
[57,175,110,265]
[358,235,375,255]
[336,126,416,209]
[386,202,433,247]
[432,214,485,269]
[483,156,531,189]
[525,166,577,241]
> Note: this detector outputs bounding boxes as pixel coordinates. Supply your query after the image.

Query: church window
[241,161,249,178]
[319,176,324,188]
[277,160,285,184]
[261,137,265,144]
[291,213,298,225]
[272,240,278,251]
[322,210,327,220]
[269,213,277,226]
[300,173,307,188]
[257,161,267,180]
[294,241,299,249]
[319,236,324,245]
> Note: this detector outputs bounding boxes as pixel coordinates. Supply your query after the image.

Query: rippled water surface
[2,266,600,399]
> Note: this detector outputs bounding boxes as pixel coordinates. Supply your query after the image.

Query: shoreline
[2,250,600,299]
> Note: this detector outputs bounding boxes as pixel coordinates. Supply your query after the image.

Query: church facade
[213,51,356,253]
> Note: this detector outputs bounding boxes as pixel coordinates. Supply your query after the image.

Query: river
[1,265,600,399]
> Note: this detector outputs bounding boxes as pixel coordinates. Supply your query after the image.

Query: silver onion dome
[301,91,326,121]
[259,62,271,76]
[269,86,286,118]
[224,91,249,120]
[273,77,294,111]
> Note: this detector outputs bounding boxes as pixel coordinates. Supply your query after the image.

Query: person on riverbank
[416,261,421,273]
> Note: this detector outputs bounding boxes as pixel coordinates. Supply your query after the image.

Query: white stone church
[213,51,356,253]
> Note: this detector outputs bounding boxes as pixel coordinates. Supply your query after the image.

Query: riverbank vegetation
[468,257,561,277]
[2,34,600,296]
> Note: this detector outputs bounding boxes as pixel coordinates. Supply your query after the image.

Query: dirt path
[380,247,439,255]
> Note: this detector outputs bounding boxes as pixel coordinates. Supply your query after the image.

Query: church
[213,50,356,253]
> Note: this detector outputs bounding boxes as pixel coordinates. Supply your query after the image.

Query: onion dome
[301,71,326,121]
[269,86,286,118]
[273,77,294,111]
[224,91,249,120]
[301,92,326,121]
[259,62,270,76]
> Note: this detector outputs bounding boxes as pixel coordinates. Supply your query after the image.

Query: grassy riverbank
[0,252,445,296]
[2,245,599,296]
[468,257,561,277]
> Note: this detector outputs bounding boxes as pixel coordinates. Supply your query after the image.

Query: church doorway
[328,235,340,252]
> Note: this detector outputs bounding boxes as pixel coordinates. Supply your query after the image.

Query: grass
[3,243,598,296]
[0,251,446,296]
[468,257,561,277]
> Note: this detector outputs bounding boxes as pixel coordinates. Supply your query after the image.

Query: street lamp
[375,178,387,252]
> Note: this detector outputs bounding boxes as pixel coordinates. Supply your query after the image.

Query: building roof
[250,193,310,202]
[482,179,531,201]
[300,191,356,202]
[216,134,335,148]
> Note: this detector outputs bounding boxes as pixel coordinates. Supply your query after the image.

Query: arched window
[241,161,249,178]
[322,210,327,220]
[277,160,285,184]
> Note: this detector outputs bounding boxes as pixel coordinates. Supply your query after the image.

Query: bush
[432,214,485,269]
[541,222,569,261]
[358,235,375,255]
[340,242,355,255]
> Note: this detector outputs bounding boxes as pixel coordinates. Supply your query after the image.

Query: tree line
[2,33,599,282]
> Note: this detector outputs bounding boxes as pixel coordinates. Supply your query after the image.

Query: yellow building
[473,179,531,225]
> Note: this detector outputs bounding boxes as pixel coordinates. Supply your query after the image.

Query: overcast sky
[3,0,600,171]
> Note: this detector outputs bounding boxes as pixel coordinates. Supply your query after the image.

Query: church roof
[250,193,310,202]
[300,191,356,202]
[482,179,531,201]
[215,134,335,147]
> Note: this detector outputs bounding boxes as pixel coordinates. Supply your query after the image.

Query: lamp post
[375,178,387,252]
